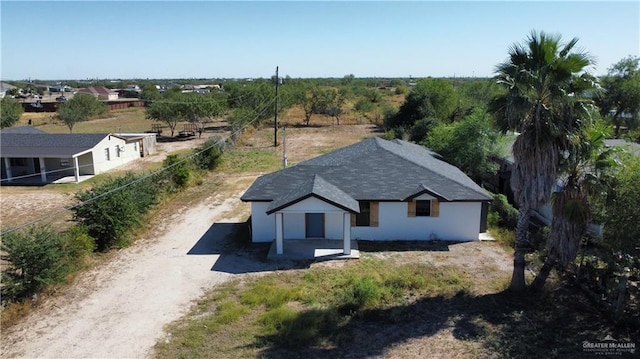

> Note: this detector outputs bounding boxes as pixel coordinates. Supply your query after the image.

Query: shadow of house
[187,222,312,274]
[254,288,639,359]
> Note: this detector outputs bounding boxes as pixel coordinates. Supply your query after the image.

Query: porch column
[39,157,46,183]
[73,156,80,183]
[343,212,351,255]
[4,158,13,182]
[275,212,284,255]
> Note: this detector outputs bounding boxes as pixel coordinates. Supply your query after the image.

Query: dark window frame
[415,200,432,217]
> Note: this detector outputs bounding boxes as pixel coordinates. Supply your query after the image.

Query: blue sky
[1,1,638,80]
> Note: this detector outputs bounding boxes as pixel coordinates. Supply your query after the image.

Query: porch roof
[266,174,360,215]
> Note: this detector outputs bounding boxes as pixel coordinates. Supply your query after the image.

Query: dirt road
[0,177,258,359]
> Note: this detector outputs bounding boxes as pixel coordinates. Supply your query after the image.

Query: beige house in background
[76,86,119,101]
[0,127,156,184]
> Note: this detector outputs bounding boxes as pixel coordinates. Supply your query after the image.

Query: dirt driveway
[0,176,260,359]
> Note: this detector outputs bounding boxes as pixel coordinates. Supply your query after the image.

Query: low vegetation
[153,260,473,358]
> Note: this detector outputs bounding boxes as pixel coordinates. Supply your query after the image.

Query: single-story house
[241,137,492,256]
[76,86,119,101]
[0,127,156,184]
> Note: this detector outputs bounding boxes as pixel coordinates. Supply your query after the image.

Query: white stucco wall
[251,202,274,242]
[250,197,347,242]
[352,201,481,241]
[91,136,141,174]
[250,198,483,243]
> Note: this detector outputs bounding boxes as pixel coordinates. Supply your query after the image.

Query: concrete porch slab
[267,239,360,261]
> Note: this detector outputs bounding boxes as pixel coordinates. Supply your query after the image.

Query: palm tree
[531,124,617,290]
[491,30,597,291]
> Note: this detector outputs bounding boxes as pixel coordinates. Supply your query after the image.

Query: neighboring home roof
[0,126,47,134]
[605,139,640,156]
[0,131,109,158]
[242,137,491,205]
[76,86,117,97]
[0,82,17,91]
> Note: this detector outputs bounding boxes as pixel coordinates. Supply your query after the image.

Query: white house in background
[75,86,119,101]
[241,137,492,256]
[0,127,156,184]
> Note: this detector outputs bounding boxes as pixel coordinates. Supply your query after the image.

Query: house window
[415,200,431,216]
[115,145,121,158]
[60,159,70,167]
[105,148,110,161]
[353,201,379,227]
[408,200,440,217]
[355,201,371,226]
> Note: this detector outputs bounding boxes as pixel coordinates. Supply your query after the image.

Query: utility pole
[282,125,288,168]
[274,66,279,147]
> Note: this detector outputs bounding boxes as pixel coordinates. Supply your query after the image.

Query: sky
[1,1,638,80]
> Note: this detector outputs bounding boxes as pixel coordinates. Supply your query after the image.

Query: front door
[305,213,325,238]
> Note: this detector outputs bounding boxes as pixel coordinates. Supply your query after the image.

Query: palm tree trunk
[531,250,558,290]
[509,207,531,291]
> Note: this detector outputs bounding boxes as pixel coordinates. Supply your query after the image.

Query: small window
[408,200,440,218]
[60,159,70,167]
[355,201,371,226]
[415,200,431,216]
[105,148,110,161]
[115,145,121,158]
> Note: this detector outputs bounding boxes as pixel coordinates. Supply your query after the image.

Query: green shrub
[73,172,160,251]
[489,192,518,229]
[193,138,223,170]
[162,154,190,191]
[0,225,83,302]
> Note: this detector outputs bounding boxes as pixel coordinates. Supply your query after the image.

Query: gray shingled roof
[266,174,360,214]
[241,137,492,208]
[0,126,47,134]
[0,131,109,157]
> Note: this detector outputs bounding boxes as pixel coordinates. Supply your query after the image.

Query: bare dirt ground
[0,123,513,359]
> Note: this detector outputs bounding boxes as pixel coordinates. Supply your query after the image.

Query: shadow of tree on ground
[255,287,639,359]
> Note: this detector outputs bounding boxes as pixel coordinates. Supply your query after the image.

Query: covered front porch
[267,238,360,260]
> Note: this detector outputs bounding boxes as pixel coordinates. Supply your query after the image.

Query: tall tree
[1,97,24,128]
[595,56,640,138]
[145,92,183,137]
[57,94,108,133]
[491,30,597,291]
[424,108,501,182]
[531,123,618,289]
[386,78,457,129]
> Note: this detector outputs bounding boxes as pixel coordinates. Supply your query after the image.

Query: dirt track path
[0,177,257,359]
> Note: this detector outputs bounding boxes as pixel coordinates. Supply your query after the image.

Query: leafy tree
[602,154,640,253]
[353,98,375,121]
[491,30,598,291]
[595,56,640,138]
[1,226,69,301]
[57,93,107,133]
[386,78,457,129]
[456,79,505,110]
[145,92,183,137]
[1,97,24,128]
[424,108,500,182]
[139,84,161,103]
